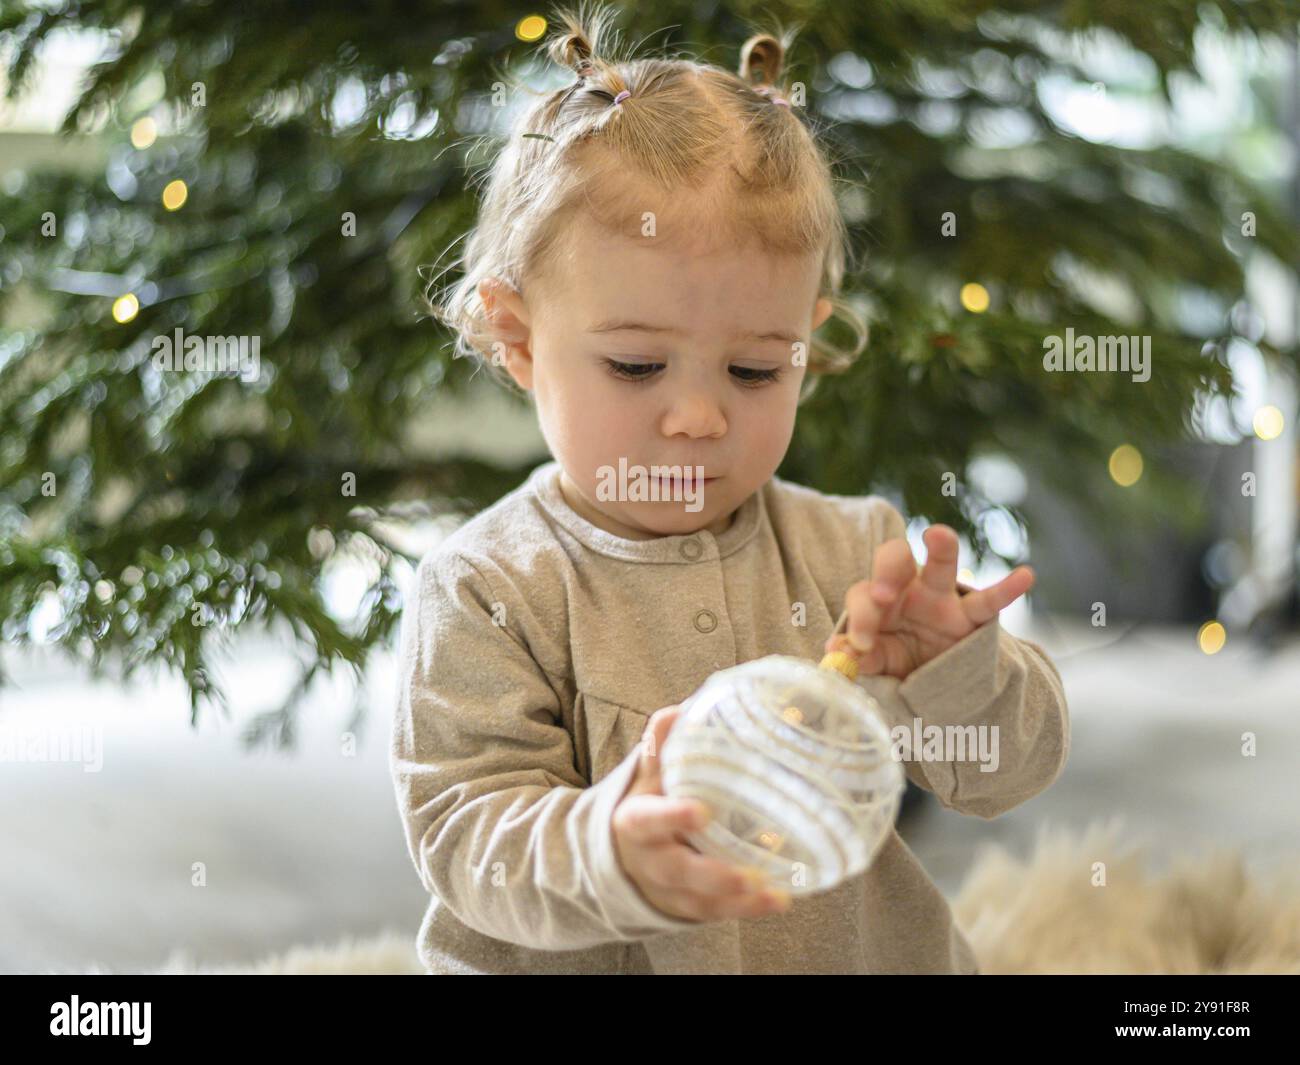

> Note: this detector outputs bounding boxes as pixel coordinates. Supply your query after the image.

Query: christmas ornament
[661,609,905,896]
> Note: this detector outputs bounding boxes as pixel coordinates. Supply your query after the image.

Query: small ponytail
[544,4,632,105]
[548,21,596,79]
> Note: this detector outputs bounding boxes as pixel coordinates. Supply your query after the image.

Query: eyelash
[601,358,783,387]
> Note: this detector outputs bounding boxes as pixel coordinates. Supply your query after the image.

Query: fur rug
[951,818,1300,974]
[150,817,1300,975]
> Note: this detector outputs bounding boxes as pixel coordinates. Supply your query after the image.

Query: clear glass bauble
[660,654,904,896]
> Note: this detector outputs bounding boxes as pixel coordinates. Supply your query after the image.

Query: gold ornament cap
[818,650,858,682]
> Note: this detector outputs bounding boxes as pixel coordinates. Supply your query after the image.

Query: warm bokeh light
[111,293,139,323]
[958,568,975,584]
[1253,405,1284,440]
[130,116,157,149]
[516,15,547,41]
[1197,620,1226,655]
[1108,444,1143,486]
[162,179,188,211]
[960,282,989,313]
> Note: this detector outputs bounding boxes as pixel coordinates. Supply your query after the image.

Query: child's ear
[478,277,535,390]
[812,297,833,331]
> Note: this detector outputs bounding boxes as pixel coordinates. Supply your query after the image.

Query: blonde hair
[426,2,868,403]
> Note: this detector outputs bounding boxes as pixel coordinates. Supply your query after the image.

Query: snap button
[680,538,703,561]
[693,609,717,633]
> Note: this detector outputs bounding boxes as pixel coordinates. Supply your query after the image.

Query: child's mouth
[654,474,717,489]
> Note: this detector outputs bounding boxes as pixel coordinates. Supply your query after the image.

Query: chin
[633,506,712,534]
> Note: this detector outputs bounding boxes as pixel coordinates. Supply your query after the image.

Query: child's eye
[601,358,784,387]
[602,358,663,382]
[730,365,783,386]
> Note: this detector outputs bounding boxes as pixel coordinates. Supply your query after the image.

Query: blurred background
[1,1,1297,974]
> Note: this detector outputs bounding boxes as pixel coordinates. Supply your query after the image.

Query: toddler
[390,6,1069,975]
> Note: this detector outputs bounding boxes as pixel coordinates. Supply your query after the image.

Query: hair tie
[755,85,790,107]
[613,89,630,105]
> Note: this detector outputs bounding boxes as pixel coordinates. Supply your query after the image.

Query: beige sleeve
[850,499,1071,820]
[389,550,700,951]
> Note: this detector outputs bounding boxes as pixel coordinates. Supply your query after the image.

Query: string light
[960,282,989,313]
[130,117,157,149]
[1108,444,1142,486]
[1253,405,1284,440]
[111,293,139,323]
[516,15,547,41]
[1197,620,1226,655]
[162,179,188,211]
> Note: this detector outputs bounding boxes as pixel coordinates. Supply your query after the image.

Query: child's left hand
[823,525,1035,680]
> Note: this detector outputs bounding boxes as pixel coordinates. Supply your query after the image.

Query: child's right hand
[611,704,793,923]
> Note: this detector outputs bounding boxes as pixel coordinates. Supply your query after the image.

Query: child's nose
[661,391,727,439]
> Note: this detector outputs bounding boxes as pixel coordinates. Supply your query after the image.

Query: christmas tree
[1,1,1296,734]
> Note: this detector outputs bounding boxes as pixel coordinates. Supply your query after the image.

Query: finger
[961,566,1035,626]
[635,705,680,794]
[861,538,917,637]
[644,847,770,897]
[691,884,792,921]
[659,884,787,923]
[854,637,888,675]
[613,793,711,846]
[871,537,918,594]
[647,887,707,923]
[868,576,906,633]
[919,524,960,594]
[844,539,918,651]
[869,582,898,604]
[843,579,882,652]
